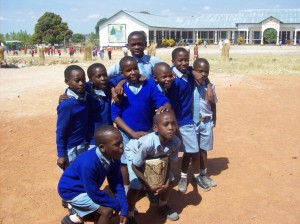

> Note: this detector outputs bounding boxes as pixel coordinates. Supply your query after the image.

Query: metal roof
[121,9,300,29]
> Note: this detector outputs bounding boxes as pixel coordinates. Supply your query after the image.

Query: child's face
[154,66,173,90]
[128,34,146,58]
[65,70,86,94]
[153,113,177,143]
[193,61,210,80]
[172,51,189,73]
[100,132,124,160]
[121,60,140,84]
[90,67,108,90]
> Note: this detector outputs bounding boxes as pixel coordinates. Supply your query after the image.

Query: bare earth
[0,46,300,224]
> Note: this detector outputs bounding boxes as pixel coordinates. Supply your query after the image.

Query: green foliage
[95,18,108,36]
[162,38,169,47]
[196,39,202,45]
[237,37,243,45]
[169,38,175,47]
[89,32,99,45]
[0,30,32,44]
[264,28,277,44]
[71,33,85,44]
[32,12,73,45]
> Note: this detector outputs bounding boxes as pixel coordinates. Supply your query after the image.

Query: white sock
[124,185,129,195]
[159,199,168,207]
[67,203,72,209]
[69,214,82,223]
[193,173,200,178]
[181,172,187,179]
[128,211,135,218]
[200,168,207,176]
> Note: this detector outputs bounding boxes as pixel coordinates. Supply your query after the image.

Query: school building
[98,9,300,47]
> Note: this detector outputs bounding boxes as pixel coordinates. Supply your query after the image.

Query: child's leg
[158,184,179,221]
[199,149,207,170]
[96,206,113,224]
[127,189,140,216]
[200,149,217,187]
[121,164,130,194]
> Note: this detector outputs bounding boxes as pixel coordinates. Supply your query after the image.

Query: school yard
[0,45,300,224]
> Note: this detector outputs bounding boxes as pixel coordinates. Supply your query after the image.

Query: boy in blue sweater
[86,63,112,148]
[58,125,128,224]
[111,56,171,194]
[56,65,88,171]
[108,31,161,79]
[167,48,211,192]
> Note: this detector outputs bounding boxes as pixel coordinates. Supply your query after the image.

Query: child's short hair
[119,56,136,70]
[153,62,171,78]
[94,125,119,145]
[64,65,85,79]
[172,47,188,60]
[128,31,147,43]
[87,63,106,80]
[193,58,210,67]
[153,110,176,125]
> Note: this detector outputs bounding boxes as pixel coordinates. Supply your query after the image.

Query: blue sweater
[58,148,128,216]
[111,78,169,132]
[87,90,112,145]
[167,66,195,126]
[56,96,88,157]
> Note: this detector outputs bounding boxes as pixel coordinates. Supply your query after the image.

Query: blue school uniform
[167,66,199,153]
[58,147,128,217]
[107,54,161,78]
[56,89,88,164]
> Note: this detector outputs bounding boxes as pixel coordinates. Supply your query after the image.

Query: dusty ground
[0,46,300,224]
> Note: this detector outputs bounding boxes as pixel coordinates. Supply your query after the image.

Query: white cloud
[161,9,172,16]
[0,16,9,21]
[87,14,100,19]
[71,8,78,12]
[203,6,211,11]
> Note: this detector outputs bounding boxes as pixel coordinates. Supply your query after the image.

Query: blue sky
[0,0,299,35]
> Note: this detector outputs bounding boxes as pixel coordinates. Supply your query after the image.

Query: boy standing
[193,58,218,187]
[58,125,128,224]
[153,62,174,94]
[125,111,180,224]
[167,48,210,192]
[108,31,161,78]
[86,63,112,148]
[111,56,171,193]
[56,65,88,171]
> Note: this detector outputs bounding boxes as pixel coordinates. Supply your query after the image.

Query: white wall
[99,11,149,47]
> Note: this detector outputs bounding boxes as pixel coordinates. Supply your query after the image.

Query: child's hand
[206,82,214,103]
[58,94,68,104]
[149,185,163,195]
[192,70,204,86]
[57,157,67,170]
[155,105,170,114]
[131,131,148,139]
[120,216,128,224]
[138,75,146,83]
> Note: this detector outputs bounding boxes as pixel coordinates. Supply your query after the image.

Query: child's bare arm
[205,79,214,103]
[211,103,217,127]
[58,93,68,104]
[155,103,172,114]
[111,79,127,105]
[114,117,147,139]
[57,157,67,170]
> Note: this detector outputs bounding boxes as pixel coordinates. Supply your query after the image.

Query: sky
[0,0,299,35]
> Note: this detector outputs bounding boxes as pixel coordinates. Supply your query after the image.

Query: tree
[71,33,85,44]
[32,12,73,45]
[95,18,108,36]
[264,28,277,44]
[89,32,99,45]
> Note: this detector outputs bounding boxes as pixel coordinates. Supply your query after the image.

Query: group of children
[56,31,218,224]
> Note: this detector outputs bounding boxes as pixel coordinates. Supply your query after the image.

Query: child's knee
[98,206,113,219]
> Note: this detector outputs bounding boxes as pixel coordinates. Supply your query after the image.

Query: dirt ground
[1,46,300,224]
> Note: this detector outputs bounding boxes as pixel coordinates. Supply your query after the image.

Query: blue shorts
[127,158,143,190]
[195,118,214,151]
[119,130,132,164]
[67,193,100,217]
[66,142,87,166]
[179,124,199,153]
